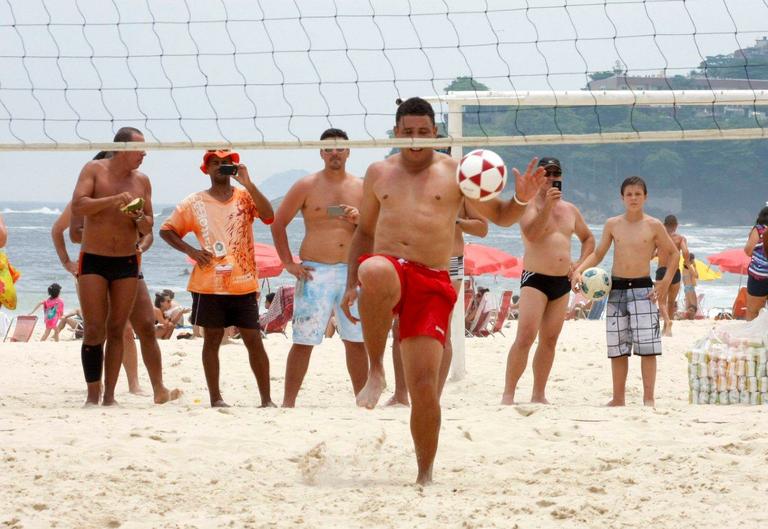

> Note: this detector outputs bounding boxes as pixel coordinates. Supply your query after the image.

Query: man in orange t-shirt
[160,150,275,407]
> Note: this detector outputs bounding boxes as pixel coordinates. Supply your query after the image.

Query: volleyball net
[0,0,767,151]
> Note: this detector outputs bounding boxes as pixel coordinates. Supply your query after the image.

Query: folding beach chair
[0,311,10,338]
[732,287,748,320]
[587,297,607,320]
[259,285,295,337]
[483,290,513,337]
[3,315,37,342]
[467,291,495,337]
[463,287,474,319]
[566,292,592,320]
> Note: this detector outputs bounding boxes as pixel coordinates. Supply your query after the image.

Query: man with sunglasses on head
[501,157,594,405]
[270,128,368,408]
[160,149,275,408]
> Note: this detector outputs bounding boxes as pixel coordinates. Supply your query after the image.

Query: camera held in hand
[219,164,238,176]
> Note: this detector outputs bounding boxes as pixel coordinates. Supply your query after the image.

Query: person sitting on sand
[56,308,84,339]
[29,283,64,342]
[160,289,191,327]
[154,292,184,339]
[465,287,489,330]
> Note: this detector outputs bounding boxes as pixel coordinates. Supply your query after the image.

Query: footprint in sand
[515,405,537,417]
[297,442,328,485]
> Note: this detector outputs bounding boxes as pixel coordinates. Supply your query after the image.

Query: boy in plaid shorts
[572,176,679,406]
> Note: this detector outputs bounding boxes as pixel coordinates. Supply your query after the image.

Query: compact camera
[219,164,238,176]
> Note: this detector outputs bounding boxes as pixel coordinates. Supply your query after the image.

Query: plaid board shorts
[605,281,662,358]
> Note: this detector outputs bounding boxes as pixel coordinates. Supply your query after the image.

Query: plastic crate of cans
[686,316,768,407]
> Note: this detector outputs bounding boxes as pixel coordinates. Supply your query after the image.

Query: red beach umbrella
[707,248,751,275]
[463,243,518,277]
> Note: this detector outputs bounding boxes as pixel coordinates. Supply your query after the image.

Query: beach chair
[467,292,495,337]
[260,285,295,337]
[587,297,607,320]
[483,290,513,337]
[0,311,10,338]
[692,293,706,320]
[3,315,37,342]
[463,287,474,319]
[61,314,85,340]
[566,292,592,320]
[732,287,747,320]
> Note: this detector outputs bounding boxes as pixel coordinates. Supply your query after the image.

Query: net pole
[449,101,467,382]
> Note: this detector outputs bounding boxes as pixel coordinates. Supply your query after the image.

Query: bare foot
[260,400,278,408]
[530,395,550,404]
[129,386,149,396]
[101,398,118,407]
[281,401,296,408]
[500,393,515,405]
[662,330,672,337]
[83,400,99,408]
[643,399,655,407]
[384,394,409,407]
[211,399,230,408]
[606,399,625,407]
[356,372,387,409]
[154,387,183,404]
[416,465,434,486]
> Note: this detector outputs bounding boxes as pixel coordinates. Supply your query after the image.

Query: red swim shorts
[360,254,457,345]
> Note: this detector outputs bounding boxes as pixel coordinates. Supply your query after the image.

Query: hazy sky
[1,0,766,202]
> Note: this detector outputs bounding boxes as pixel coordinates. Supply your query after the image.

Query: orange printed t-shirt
[162,188,265,295]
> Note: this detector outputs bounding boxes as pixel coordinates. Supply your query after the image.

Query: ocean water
[0,201,749,316]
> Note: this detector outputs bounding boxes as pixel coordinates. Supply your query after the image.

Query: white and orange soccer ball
[456,149,507,201]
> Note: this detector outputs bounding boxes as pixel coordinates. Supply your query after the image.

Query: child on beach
[30,283,64,342]
[572,177,679,406]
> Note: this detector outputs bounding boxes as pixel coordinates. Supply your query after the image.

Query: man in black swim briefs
[501,158,595,405]
[71,127,151,406]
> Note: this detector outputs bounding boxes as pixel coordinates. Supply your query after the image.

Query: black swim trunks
[655,266,681,285]
[520,270,571,301]
[79,252,140,283]
[190,292,260,329]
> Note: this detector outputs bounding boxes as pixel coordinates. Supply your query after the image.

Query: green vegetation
[446,69,768,224]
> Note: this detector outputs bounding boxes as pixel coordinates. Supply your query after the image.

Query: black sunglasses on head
[545,169,562,177]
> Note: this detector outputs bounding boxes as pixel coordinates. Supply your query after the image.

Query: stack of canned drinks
[687,337,768,405]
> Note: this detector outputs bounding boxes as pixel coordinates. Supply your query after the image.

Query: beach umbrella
[464,243,518,277]
[680,255,721,281]
[707,248,750,275]
[498,260,523,279]
[185,242,298,279]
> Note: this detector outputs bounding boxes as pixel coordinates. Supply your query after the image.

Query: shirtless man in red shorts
[342,97,545,484]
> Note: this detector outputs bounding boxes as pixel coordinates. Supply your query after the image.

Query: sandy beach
[2,319,767,528]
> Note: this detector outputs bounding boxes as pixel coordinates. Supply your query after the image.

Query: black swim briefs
[655,266,681,285]
[78,252,140,283]
[520,270,571,301]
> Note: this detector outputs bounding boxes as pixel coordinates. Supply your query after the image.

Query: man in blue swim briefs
[271,128,368,408]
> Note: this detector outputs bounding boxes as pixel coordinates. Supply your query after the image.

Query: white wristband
[513,194,529,206]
